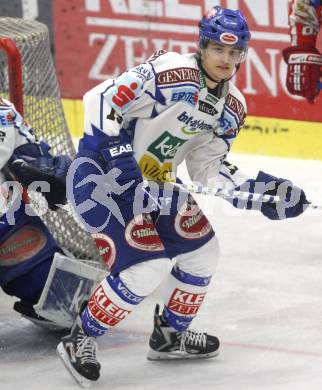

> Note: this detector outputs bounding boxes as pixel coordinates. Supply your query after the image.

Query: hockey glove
[6,142,71,210]
[100,136,143,204]
[251,171,309,220]
[282,46,322,103]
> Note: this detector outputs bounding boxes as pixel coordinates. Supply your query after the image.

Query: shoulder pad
[226,83,247,122]
[151,51,197,71]
[151,52,199,87]
[146,49,168,63]
[105,71,145,113]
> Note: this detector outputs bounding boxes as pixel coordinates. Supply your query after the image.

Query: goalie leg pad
[0,212,63,291]
[34,252,107,329]
[2,257,53,304]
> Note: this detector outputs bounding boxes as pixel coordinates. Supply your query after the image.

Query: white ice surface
[1,153,322,390]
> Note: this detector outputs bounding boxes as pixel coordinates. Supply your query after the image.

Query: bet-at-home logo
[148,131,186,163]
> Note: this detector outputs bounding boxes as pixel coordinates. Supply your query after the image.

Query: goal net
[0,18,103,267]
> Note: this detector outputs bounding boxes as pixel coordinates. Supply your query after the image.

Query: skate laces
[179,329,206,352]
[76,330,99,366]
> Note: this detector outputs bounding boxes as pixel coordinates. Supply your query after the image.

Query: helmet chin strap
[199,60,241,85]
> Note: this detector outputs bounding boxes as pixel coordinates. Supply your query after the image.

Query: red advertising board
[53,0,322,122]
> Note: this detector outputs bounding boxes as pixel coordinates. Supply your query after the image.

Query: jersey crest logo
[198,100,218,116]
[171,89,198,107]
[148,131,186,163]
[112,82,138,108]
[107,72,144,112]
[139,155,175,182]
[225,93,245,126]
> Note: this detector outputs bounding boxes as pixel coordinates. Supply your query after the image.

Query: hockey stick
[144,180,321,210]
[143,180,280,204]
[307,203,322,210]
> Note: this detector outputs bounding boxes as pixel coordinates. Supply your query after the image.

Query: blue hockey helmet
[199,6,251,49]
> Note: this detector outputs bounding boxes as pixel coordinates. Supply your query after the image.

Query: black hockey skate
[147,304,220,360]
[56,316,101,388]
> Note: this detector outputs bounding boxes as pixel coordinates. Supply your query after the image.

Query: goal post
[0,35,23,114]
[0,18,103,266]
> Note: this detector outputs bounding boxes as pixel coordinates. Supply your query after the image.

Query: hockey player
[57,6,308,387]
[0,97,71,324]
[282,0,322,103]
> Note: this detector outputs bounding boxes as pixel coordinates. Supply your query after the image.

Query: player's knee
[175,235,220,277]
[119,257,172,297]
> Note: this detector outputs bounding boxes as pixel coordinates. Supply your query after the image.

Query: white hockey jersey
[0,98,36,175]
[82,51,250,190]
[0,98,37,222]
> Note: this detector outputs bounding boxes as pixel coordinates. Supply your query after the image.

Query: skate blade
[147,348,220,361]
[56,342,93,388]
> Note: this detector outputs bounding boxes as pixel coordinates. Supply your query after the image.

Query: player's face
[201,42,244,81]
